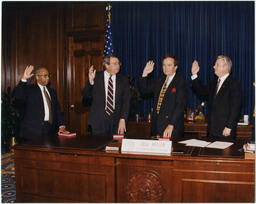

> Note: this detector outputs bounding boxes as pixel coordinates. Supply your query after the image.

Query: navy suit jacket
[82,71,130,134]
[139,74,186,138]
[14,81,64,139]
[192,75,242,138]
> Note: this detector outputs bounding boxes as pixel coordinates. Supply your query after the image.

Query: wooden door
[66,35,104,135]
[65,3,105,135]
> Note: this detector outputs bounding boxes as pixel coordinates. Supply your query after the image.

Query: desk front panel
[172,158,255,202]
[116,157,174,202]
[14,149,115,202]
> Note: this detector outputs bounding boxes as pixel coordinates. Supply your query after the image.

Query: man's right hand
[191,60,200,75]
[22,65,34,80]
[142,61,155,77]
[88,65,96,85]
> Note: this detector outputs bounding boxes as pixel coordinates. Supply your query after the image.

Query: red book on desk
[58,132,76,137]
[158,137,170,141]
[113,134,124,140]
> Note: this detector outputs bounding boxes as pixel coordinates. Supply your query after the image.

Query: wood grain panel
[181,179,254,202]
[15,150,115,202]
[2,2,65,111]
[172,159,255,202]
[65,3,105,32]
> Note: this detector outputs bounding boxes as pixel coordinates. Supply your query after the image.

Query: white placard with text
[121,139,172,156]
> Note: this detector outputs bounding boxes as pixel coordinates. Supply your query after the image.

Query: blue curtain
[111,1,255,122]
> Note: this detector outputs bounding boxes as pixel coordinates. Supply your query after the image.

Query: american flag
[104,4,114,57]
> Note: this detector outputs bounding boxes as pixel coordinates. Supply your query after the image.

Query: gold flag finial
[106,4,112,23]
[106,4,112,11]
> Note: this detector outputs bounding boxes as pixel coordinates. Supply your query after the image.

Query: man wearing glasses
[14,65,69,140]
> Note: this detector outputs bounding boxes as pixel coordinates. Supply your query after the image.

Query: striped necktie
[43,87,53,124]
[156,80,168,114]
[106,75,114,115]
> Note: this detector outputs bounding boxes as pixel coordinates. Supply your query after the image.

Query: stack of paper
[178,139,233,149]
[179,139,211,147]
[206,141,233,149]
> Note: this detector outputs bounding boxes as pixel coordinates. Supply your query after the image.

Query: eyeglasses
[110,62,121,66]
[37,74,50,78]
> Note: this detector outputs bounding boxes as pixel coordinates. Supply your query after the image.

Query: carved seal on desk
[126,170,165,202]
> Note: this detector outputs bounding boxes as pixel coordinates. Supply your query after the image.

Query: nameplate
[121,139,172,156]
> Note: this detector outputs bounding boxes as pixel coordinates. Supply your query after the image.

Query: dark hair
[103,55,120,68]
[35,67,48,76]
[162,55,178,67]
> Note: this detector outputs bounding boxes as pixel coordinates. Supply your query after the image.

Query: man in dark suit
[139,55,186,139]
[82,55,130,136]
[14,65,69,140]
[191,55,242,139]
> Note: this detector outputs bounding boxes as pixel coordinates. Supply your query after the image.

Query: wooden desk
[14,135,255,202]
[127,121,254,141]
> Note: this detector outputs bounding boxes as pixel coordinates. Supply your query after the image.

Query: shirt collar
[166,73,176,82]
[104,70,116,79]
[37,83,45,91]
[219,73,229,82]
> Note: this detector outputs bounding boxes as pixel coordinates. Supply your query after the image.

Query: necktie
[215,78,221,96]
[43,87,53,124]
[106,75,114,115]
[156,80,168,114]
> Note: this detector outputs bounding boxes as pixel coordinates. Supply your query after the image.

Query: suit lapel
[166,74,178,92]
[35,84,45,116]
[157,77,166,95]
[215,75,231,97]
[115,74,121,104]
[100,72,106,106]
[160,74,178,103]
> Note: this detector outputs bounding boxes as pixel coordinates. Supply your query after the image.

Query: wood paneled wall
[2,2,106,131]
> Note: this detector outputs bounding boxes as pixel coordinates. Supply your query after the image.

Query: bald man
[191,55,242,139]
[14,65,69,140]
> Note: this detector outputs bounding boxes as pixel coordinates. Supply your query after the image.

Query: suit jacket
[14,81,64,139]
[192,75,242,138]
[82,71,131,134]
[139,74,186,138]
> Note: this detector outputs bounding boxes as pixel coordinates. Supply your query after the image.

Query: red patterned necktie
[43,87,53,124]
[106,75,114,115]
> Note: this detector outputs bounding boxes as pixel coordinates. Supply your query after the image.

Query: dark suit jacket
[82,71,130,134]
[139,74,186,138]
[14,81,64,139]
[192,75,242,138]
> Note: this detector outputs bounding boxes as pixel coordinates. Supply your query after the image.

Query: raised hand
[88,65,96,85]
[191,60,200,75]
[142,61,155,77]
[22,65,34,80]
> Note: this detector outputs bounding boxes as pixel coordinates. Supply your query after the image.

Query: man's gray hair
[217,55,232,73]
